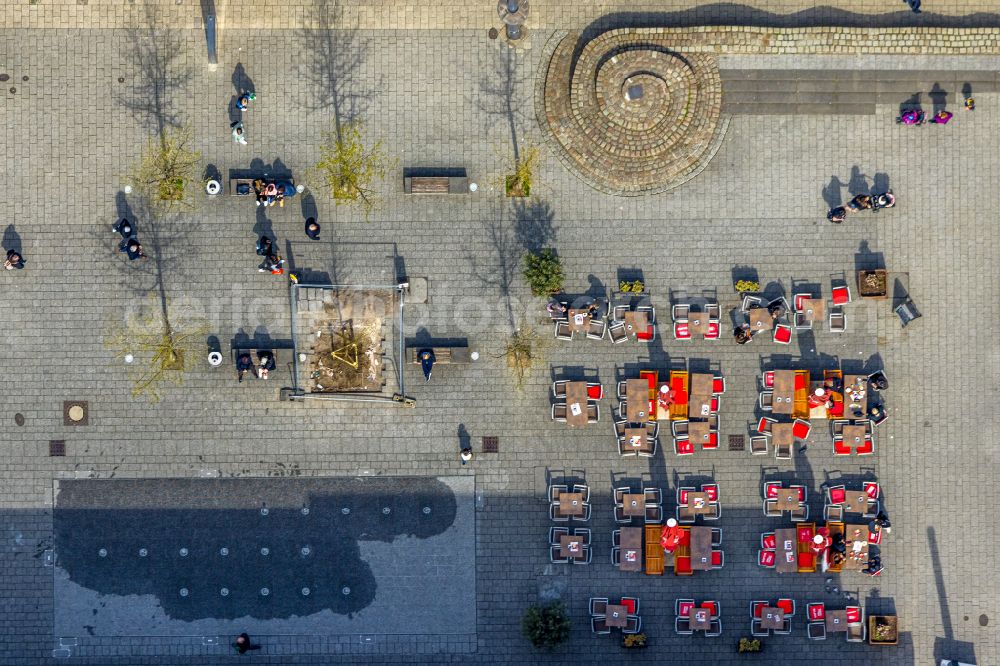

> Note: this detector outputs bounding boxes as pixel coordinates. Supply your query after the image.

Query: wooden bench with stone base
[403,175,470,194]
[406,346,471,364]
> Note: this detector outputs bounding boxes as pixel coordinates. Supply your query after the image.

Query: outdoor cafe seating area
[671,301,721,340]
[741,281,854,343]
[674,599,722,636]
[551,380,602,426]
[550,294,657,343]
[750,599,866,641]
[590,596,641,635]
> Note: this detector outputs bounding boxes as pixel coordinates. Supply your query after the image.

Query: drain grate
[728,434,745,451]
[49,440,66,457]
[482,436,499,453]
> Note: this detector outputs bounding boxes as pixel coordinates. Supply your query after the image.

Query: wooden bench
[644,524,664,575]
[826,521,845,573]
[403,175,470,194]
[796,522,818,573]
[406,346,471,364]
[229,178,296,196]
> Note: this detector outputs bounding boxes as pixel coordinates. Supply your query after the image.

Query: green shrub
[738,637,761,653]
[522,602,571,650]
[734,279,760,294]
[523,249,564,296]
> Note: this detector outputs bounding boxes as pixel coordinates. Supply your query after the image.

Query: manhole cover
[728,435,745,451]
[482,436,499,453]
[49,440,66,457]
[14,413,24,426]
[63,401,89,426]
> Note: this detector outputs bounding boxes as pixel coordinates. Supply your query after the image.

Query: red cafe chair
[674,322,691,340]
[864,482,881,500]
[808,603,826,621]
[764,482,781,499]
[791,419,811,440]
[758,550,775,568]
[776,599,796,617]
[845,606,862,624]
[773,323,792,344]
[761,532,776,550]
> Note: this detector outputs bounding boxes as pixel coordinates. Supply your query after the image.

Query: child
[236,91,256,110]
[231,121,247,145]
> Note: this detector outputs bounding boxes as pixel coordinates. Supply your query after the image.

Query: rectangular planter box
[868,615,898,645]
[857,269,888,300]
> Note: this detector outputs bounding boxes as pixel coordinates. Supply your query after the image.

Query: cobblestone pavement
[0,16,997,666]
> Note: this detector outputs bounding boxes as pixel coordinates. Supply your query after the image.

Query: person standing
[236,91,256,111]
[113,218,134,239]
[460,447,473,465]
[305,218,321,240]
[905,0,920,13]
[233,632,261,654]
[255,236,273,257]
[931,110,953,125]
[4,249,24,270]
[122,239,147,261]
[231,121,247,145]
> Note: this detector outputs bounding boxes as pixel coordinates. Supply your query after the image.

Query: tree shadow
[929,82,948,114]
[821,175,844,208]
[2,225,22,254]
[511,198,555,253]
[477,44,529,164]
[467,208,522,333]
[116,5,192,139]
[296,0,375,139]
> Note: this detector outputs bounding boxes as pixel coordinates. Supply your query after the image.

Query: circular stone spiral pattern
[541,30,724,195]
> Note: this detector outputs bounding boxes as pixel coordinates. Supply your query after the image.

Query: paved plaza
[1,1,999,664]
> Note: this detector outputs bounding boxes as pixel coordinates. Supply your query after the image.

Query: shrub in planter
[522,601,571,650]
[619,279,644,293]
[734,280,760,294]
[523,249,564,296]
[737,637,762,653]
[622,633,647,648]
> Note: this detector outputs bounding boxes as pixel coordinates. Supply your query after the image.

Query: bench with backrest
[403,175,469,194]
[644,524,664,575]
[406,345,471,364]
[230,178,296,196]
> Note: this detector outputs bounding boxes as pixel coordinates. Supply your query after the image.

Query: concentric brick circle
[539,30,726,195]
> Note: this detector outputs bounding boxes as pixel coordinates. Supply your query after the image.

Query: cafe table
[772,488,800,511]
[826,609,849,633]
[558,492,586,517]
[774,527,798,574]
[688,421,712,447]
[687,312,711,336]
[842,490,870,514]
[688,394,712,419]
[625,379,650,423]
[619,527,643,572]
[772,370,797,415]
[842,425,867,450]
[622,494,646,517]
[842,524,870,571]
[685,492,713,515]
[606,604,629,627]
[559,534,586,560]
[800,298,825,323]
[749,307,776,331]
[567,309,592,333]
[771,422,794,449]
[842,374,869,415]
[690,373,714,397]
[565,381,589,427]
[623,311,649,337]
[689,606,712,630]
[623,427,647,453]
[760,607,785,630]
[690,526,713,570]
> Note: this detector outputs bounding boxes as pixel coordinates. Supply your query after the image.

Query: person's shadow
[457,424,471,454]
[231,62,255,95]
[821,176,844,209]
[2,224,21,255]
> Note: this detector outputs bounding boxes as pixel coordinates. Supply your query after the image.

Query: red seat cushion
[674,556,692,573]
[808,604,825,620]
[763,371,774,387]
[753,602,766,618]
[648,399,656,416]
[832,286,849,304]
[671,377,685,392]
[795,487,806,502]
[676,440,694,455]
[758,550,775,567]
[864,482,880,499]
[710,551,723,566]
[797,526,814,543]
[677,529,690,547]
[705,322,719,338]
[856,439,874,455]
[761,533,776,549]
[637,325,654,340]
[712,378,725,394]
[830,487,846,504]
[704,485,718,501]
[798,552,815,569]
[845,607,861,623]
[640,372,657,389]
[777,599,795,615]
[621,598,636,614]
[774,325,792,343]
[703,432,719,449]
[678,489,689,504]
[710,396,720,411]
[756,417,770,432]
[793,374,807,390]
[828,400,844,416]
[673,390,688,405]
[586,385,602,400]
[678,601,694,616]
[794,294,807,310]
[701,601,718,615]
[834,439,852,455]
[792,422,811,439]
[765,483,780,499]
[674,323,690,338]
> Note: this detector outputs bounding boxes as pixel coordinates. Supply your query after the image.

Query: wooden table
[558,492,585,517]
[565,382,589,427]
[622,494,646,517]
[623,311,648,336]
[772,488,800,511]
[689,607,712,630]
[774,528,798,574]
[826,609,849,632]
[688,394,712,419]
[625,379,649,423]
[842,524,869,571]
[685,492,713,515]
[606,603,629,627]
[800,298,825,323]
[623,427,647,453]
[749,307,775,331]
[687,312,711,335]
[760,607,785,630]
[771,422,794,448]
[688,421,712,447]
[567,309,592,333]
[690,526,713,570]
[619,528,642,572]
[842,425,867,450]
[772,370,797,415]
[842,490,870,514]
[559,534,586,559]
[843,374,869,416]
[690,373,714,396]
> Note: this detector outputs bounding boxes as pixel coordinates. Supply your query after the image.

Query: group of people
[545,297,600,320]
[254,217,322,274]
[734,299,786,344]
[827,191,895,223]
[113,218,147,261]
[230,90,256,145]
[236,350,276,382]
[252,179,298,208]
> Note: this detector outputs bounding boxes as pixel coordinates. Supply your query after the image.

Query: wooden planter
[857,269,888,299]
[868,615,898,645]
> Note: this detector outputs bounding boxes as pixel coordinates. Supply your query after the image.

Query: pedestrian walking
[255,236,273,257]
[460,447,473,465]
[113,218,135,239]
[305,217,321,240]
[231,121,247,145]
[121,239,146,261]
[233,632,261,654]
[259,253,284,274]
[965,97,975,111]
[905,0,920,13]
[236,91,256,111]
[4,249,25,270]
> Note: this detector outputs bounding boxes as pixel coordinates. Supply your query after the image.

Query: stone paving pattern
[0,7,998,666]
